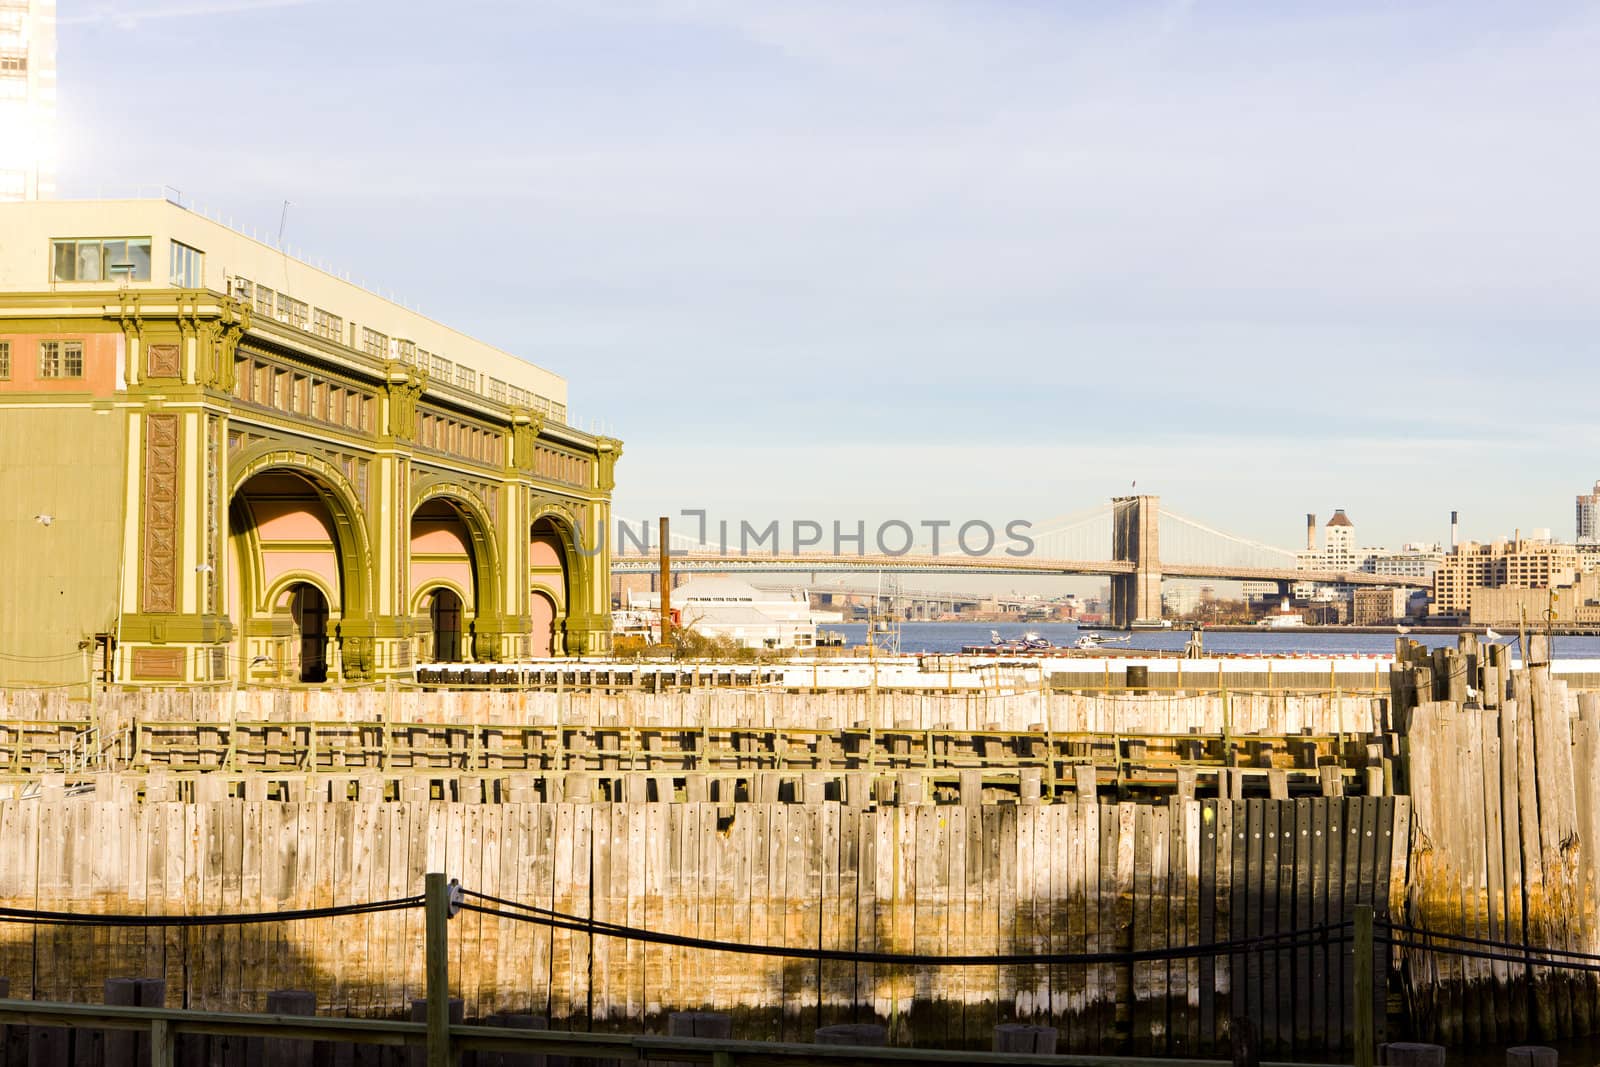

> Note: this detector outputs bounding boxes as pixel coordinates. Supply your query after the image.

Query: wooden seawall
[0,795,1403,1055]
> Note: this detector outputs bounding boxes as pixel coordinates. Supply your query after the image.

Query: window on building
[52,238,152,283]
[312,309,342,341]
[38,340,83,379]
[360,327,389,358]
[0,54,24,73]
[169,241,204,287]
[276,294,309,329]
[0,340,9,380]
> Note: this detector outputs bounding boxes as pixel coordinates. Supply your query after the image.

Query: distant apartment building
[0,0,55,201]
[1430,537,1583,618]
[1471,571,1600,627]
[1578,481,1600,544]
[1162,581,1212,616]
[1362,543,1444,582]
[1352,588,1410,626]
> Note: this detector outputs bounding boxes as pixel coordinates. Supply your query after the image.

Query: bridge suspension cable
[1158,507,1298,569]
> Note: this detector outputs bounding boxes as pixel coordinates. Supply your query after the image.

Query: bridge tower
[1110,495,1162,628]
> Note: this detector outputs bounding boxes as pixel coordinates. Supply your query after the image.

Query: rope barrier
[1377,934,1600,975]
[457,889,1351,967]
[0,895,425,928]
[1383,920,1600,963]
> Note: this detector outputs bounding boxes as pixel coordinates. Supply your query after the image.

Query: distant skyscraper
[1578,481,1600,544]
[0,0,55,201]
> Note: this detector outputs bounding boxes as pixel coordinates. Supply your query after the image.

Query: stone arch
[229,443,375,622]
[529,588,560,658]
[530,503,590,656]
[410,476,503,622]
[262,569,339,613]
[409,576,473,616]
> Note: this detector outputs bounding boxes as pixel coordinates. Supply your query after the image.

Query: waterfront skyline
[53,1,1600,549]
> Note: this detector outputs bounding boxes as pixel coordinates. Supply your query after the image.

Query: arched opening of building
[529,590,558,657]
[530,516,571,657]
[411,497,481,661]
[230,470,349,683]
[429,588,463,662]
[289,582,330,682]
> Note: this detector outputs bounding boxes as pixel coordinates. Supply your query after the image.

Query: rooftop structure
[0,197,567,419]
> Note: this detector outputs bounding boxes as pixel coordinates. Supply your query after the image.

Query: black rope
[1382,920,1600,963]
[0,895,425,928]
[1378,935,1600,975]
[457,895,1352,968]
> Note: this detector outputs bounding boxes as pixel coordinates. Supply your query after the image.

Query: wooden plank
[1183,798,1202,1056]
[1131,804,1154,1055]
[1274,799,1295,1054]
[1083,799,1103,1053]
[588,803,615,1027]
[1340,796,1362,1050]
[652,800,677,1022]
[945,804,967,1047]
[1151,803,1171,1055]
[1457,711,1488,1047]
[625,802,647,1030]
[750,802,776,1041]
[1113,803,1135,1054]
[1225,799,1244,1054]
[794,805,823,1044]
[1258,799,1278,1054]
[1480,706,1510,1039]
[1373,795,1397,1043]
[1047,803,1069,1045]
[821,801,853,1030]
[974,805,1001,1045]
[1016,804,1041,1027]
[1505,696,1535,1040]
[1198,800,1218,1052]
[1293,798,1312,1053]
[475,802,503,1017]
[838,809,864,1036]
[896,803,918,1042]
[871,807,894,1030]
[1063,800,1086,1050]
[865,807,887,1029]
[1310,798,1329,1050]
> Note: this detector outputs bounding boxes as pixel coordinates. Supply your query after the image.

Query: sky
[52,0,1600,559]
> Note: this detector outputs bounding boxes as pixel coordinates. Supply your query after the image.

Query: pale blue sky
[56,1,1600,553]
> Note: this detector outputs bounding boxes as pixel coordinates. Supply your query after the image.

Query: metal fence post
[1355,904,1375,1067]
[426,872,451,1067]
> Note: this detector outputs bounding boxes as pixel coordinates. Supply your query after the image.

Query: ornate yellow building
[0,199,618,687]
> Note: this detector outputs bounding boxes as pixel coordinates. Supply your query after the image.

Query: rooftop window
[52,238,152,283]
[169,240,204,287]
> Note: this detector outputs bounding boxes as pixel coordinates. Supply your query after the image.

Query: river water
[819,621,1600,658]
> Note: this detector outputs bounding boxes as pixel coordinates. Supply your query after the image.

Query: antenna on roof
[277,201,291,248]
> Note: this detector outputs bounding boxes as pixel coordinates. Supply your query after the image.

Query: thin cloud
[60,0,319,28]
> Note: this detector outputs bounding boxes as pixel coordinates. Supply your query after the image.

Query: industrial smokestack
[659,516,672,646]
[1306,514,1316,551]
[1451,510,1459,549]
